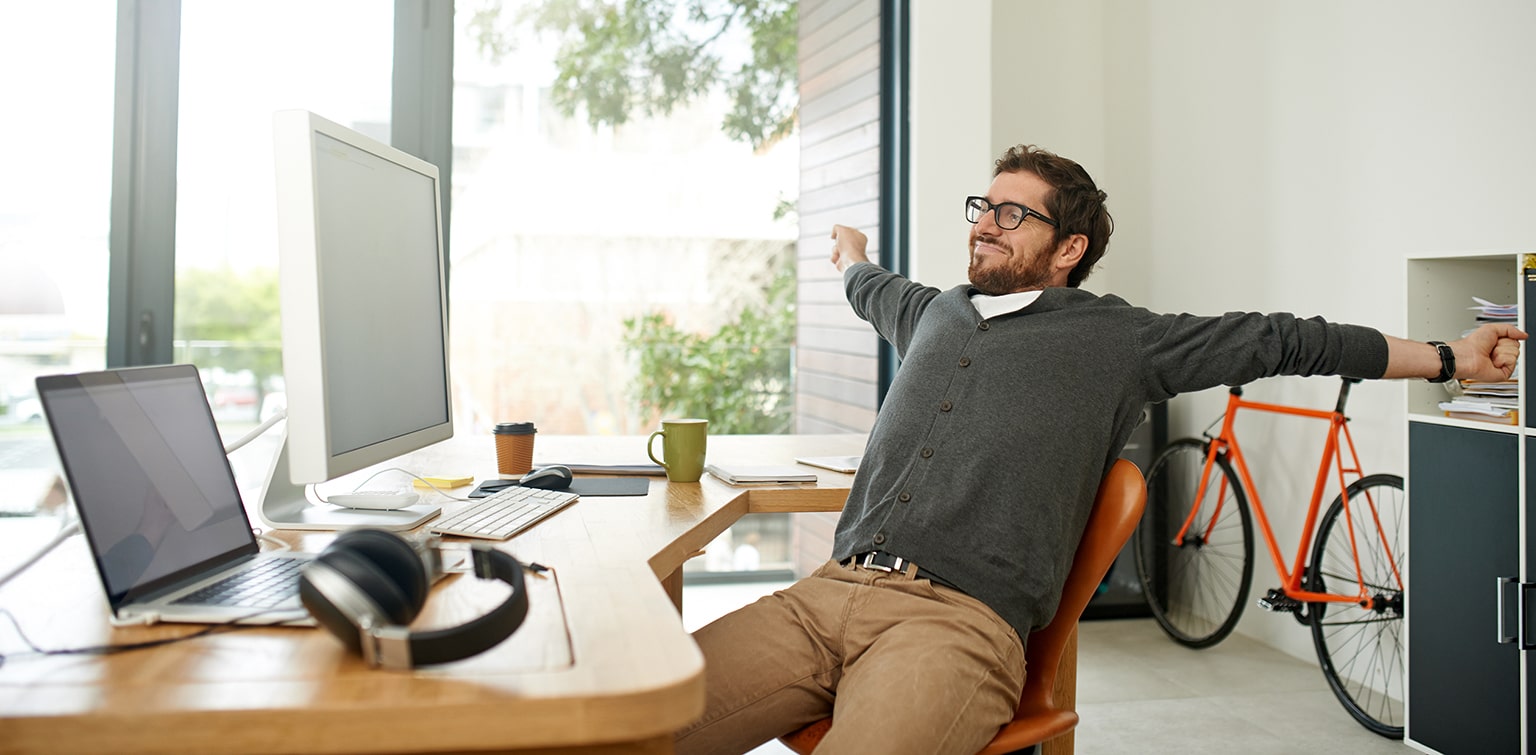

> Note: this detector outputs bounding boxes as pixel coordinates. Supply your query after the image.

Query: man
[675,145,1524,755]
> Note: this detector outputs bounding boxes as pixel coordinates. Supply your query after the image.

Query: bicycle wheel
[1134,437,1254,648]
[1307,474,1406,739]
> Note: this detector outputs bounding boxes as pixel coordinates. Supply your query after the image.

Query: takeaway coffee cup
[494,422,537,477]
[646,418,708,483]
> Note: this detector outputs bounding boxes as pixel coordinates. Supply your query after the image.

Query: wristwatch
[1426,340,1456,383]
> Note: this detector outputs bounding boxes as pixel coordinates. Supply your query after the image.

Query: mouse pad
[567,478,649,497]
[470,478,650,498]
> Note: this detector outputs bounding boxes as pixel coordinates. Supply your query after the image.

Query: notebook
[36,364,313,627]
[704,464,818,485]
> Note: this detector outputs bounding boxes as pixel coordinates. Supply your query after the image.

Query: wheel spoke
[1134,439,1253,648]
[1310,475,1405,738]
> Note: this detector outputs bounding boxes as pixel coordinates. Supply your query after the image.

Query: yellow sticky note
[413,475,474,489]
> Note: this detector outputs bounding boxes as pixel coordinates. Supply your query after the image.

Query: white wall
[907,0,991,289]
[913,0,1536,661]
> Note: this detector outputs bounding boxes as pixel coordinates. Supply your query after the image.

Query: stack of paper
[1470,296,1518,323]
[1440,380,1519,425]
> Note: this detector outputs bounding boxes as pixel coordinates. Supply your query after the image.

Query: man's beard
[967,232,1057,295]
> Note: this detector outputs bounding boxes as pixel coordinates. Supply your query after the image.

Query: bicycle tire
[1307,473,1406,739]
[1134,437,1254,648]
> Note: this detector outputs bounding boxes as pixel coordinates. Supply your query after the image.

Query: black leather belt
[843,551,937,582]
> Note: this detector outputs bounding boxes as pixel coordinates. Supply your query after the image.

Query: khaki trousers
[675,559,1026,755]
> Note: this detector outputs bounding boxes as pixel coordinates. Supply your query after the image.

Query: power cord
[223,408,286,454]
[0,515,81,592]
[0,607,298,670]
[254,529,292,552]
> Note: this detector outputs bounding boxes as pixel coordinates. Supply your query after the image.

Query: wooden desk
[0,434,862,755]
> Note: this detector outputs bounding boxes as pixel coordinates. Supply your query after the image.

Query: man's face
[967,170,1063,295]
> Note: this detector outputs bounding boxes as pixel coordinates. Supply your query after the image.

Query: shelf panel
[1408,413,1521,435]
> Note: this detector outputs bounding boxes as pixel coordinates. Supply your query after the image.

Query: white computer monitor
[260,110,451,530]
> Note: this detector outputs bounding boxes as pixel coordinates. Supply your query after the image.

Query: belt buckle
[858,552,904,573]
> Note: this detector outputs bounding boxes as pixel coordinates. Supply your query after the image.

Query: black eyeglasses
[964,196,1058,230]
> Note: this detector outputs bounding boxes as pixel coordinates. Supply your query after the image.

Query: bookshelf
[1404,250,1530,754]
[1404,251,1521,430]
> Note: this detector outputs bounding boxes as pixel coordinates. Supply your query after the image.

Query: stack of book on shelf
[1439,379,1519,425]
[1437,295,1520,424]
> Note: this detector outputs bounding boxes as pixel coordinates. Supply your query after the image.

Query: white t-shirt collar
[969,288,1043,320]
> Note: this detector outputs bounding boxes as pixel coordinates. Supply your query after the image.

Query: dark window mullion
[876,0,909,403]
[108,0,181,368]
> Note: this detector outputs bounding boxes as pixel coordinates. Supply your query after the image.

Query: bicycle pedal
[1258,588,1303,613]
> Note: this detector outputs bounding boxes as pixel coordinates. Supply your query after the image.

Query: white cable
[254,530,291,552]
[340,467,477,501]
[0,516,82,592]
[224,408,286,454]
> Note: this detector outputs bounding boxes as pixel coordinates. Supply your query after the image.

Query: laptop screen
[38,365,257,605]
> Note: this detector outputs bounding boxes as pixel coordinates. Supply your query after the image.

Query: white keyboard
[429,486,580,540]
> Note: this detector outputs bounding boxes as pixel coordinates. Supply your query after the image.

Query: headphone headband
[396,545,527,667]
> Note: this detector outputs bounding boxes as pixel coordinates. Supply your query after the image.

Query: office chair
[780,458,1148,755]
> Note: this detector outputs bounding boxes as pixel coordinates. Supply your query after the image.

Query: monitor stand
[257,428,440,532]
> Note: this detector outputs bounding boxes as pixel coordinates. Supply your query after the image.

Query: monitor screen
[270,111,452,506]
[310,131,448,458]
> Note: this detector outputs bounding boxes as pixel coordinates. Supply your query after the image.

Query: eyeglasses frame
[964,195,1059,230]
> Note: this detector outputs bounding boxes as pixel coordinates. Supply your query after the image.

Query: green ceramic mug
[647,418,709,483]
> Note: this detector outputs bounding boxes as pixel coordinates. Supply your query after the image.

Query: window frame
[108,0,453,367]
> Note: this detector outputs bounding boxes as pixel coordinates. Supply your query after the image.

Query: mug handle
[647,430,669,469]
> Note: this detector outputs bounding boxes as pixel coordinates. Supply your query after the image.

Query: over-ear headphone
[299,528,528,669]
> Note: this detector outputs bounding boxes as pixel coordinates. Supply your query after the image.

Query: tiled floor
[681,582,1413,755]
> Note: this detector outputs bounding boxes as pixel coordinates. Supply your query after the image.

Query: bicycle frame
[1173,384,1405,610]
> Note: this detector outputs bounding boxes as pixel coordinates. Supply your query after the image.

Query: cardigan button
[921,447,934,458]
[940,400,953,412]
[978,322,990,331]
[873,532,887,545]
[898,492,911,502]
[959,357,971,367]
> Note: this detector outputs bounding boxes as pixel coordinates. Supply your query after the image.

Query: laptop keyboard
[430,485,579,540]
[173,557,306,609]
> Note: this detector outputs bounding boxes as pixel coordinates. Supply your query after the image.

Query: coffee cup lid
[494,422,536,434]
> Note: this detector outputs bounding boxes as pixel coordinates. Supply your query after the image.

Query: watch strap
[1427,340,1456,383]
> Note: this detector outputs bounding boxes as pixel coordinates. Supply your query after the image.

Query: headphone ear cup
[305,530,424,627]
[330,528,431,617]
[299,568,367,654]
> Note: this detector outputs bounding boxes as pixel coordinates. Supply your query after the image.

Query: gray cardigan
[833,262,1390,640]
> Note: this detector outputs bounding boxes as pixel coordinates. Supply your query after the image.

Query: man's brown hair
[994,145,1113,288]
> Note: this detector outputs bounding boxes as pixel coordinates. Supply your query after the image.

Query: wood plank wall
[793,0,883,575]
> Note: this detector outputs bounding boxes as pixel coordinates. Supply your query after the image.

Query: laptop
[36,364,313,627]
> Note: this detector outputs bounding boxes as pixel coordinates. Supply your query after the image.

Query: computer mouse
[520,464,574,490]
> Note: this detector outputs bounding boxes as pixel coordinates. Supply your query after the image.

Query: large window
[449,3,800,576]
[173,2,395,495]
[0,6,115,515]
[15,3,818,582]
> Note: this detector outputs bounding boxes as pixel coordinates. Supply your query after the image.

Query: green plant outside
[622,262,795,434]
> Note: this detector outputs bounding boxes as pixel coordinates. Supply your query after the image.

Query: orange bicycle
[1133,378,1406,738]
